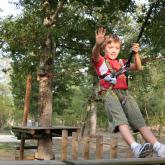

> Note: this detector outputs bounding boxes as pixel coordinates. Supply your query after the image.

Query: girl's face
[104,42,121,59]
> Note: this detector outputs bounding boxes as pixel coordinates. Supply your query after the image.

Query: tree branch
[142,56,165,65]
[51,0,66,24]
[57,43,90,52]
[43,0,66,27]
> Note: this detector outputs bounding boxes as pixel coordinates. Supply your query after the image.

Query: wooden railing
[59,130,133,161]
[14,128,133,160]
[12,129,165,164]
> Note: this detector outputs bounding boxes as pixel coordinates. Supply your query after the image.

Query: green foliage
[138,0,165,55]
[0,83,14,127]
[52,84,90,126]
[59,86,87,126]
[8,54,39,119]
[129,60,165,125]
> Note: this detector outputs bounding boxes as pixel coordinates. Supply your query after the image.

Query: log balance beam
[65,157,165,165]
[1,157,165,165]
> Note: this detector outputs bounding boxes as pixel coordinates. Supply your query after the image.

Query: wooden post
[61,130,68,161]
[83,135,90,160]
[22,75,32,126]
[96,135,103,159]
[127,145,133,158]
[20,135,25,160]
[20,75,32,160]
[72,132,78,160]
[126,132,139,158]
[110,136,118,159]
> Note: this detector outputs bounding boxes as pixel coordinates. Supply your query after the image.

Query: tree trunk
[81,83,99,137]
[38,76,53,127]
[37,34,55,160]
[90,101,97,136]
[89,82,100,136]
[36,0,65,160]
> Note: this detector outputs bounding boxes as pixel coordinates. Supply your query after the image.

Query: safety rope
[126,0,160,67]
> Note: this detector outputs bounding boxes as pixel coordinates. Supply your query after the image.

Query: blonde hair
[102,34,121,49]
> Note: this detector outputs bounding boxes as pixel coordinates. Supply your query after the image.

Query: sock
[153,142,161,151]
[131,142,140,150]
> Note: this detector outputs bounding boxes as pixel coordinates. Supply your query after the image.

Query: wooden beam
[61,130,68,161]
[1,158,165,165]
[16,146,37,150]
[110,136,118,159]
[22,75,32,126]
[72,132,78,160]
[0,160,66,165]
[83,135,90,160]
[96,135,103,159]
[65,157,165,165]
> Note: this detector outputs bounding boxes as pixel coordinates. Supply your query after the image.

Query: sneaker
[154,143,165,157]
[132,143,153,158]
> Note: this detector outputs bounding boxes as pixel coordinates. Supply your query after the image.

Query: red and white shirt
[93,55,128,91]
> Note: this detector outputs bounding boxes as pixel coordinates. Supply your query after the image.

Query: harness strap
[99,58,126,79]
[105,59,115,76]
[113,89,128,106]
[99,58,115,79]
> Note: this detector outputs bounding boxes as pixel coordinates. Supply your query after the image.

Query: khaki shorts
[103,89,146,133]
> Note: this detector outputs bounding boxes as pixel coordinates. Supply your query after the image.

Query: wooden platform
[12,126,79,160]
[12,126,79,139]
[0,160,65,165]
